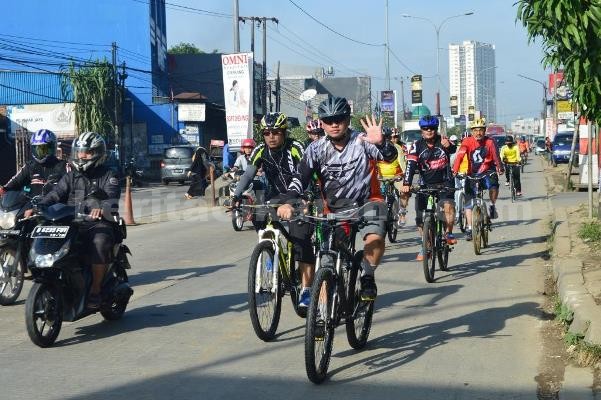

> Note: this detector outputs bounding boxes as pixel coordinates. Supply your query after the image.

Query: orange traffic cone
[123,176,136,225]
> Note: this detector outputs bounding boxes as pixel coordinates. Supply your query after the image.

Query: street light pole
[402,12,474,117]
[517,74,548,138]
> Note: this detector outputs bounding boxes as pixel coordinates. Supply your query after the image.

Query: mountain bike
[505,162,519,202]
[378,176,403,243]
[247,204,305,341]
[302,203,375,384]
[411,185,455,283]
[454,176,468,233]
[464,173,495,255]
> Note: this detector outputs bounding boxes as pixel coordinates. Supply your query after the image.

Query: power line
[388,48,415,75]
[130,0,231,18]
[287,0,384,47]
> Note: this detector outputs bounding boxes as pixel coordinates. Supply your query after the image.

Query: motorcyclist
[0,129,68,200]
[34,132,120,310]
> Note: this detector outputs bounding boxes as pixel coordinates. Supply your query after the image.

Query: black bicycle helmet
[317,96,351,119]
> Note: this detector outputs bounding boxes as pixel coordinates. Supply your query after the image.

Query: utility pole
[385,0,390,90]
[233,0,240,52]
[118,61,127,159]
[399,76,406,120]
[111,42,120,160]
[239,16,278,115]
[276,60,281,112]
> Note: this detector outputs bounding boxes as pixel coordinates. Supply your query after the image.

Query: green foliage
[288,126,308,144]
[516,0,601,122]
[554,298,574,325]
[61,61,115,139]
[168,42,202,54]
[578,221,601,242]
[447,126,463,137]
[351,112,395,132]
[564,331,585,346]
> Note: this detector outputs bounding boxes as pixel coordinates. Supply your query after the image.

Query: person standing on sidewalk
[184,146,210,199]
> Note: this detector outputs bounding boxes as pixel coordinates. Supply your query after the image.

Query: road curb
[552,207,601,345]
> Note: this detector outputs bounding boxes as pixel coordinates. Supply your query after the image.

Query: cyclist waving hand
[278,96,397,301]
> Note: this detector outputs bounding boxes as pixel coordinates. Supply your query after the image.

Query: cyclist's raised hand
[277,203,294,220]
[400,184,411,194]
[359,114,383,145]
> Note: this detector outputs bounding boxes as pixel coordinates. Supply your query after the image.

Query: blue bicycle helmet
[418,115,439,130]
[30,129,57,163]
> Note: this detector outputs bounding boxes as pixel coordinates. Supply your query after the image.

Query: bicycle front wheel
[438,243,450,271]
[457,192,467,233]
[248,241,282,341]
[472,207,482,255]
[305,266,336,384]
[345,250,374,349]
[387,200,399,243]
[422,215,436,283]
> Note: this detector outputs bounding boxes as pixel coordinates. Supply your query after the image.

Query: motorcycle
[0,178,60,306]
[24,187,133,347]
[123,157,144,187]
[0,190,31,305]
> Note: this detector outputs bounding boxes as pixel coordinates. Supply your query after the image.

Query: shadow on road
[330,301,541,383]
[129,263,237,286]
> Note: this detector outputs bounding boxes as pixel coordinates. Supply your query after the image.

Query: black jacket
[2,157,68,196]
[39,165,120,215]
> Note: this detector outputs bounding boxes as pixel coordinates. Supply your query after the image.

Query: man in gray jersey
[278,97,397,301]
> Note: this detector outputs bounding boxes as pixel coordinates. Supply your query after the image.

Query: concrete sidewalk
[548,186,601,347]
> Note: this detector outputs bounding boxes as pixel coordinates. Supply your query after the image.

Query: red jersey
[453,136,503,175]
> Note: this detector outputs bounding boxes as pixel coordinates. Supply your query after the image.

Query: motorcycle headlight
[0,210,17,229]
[33,242,70,268]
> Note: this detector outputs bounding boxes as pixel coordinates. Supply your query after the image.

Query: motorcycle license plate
[173,169,183,173]
[31,226,70,239]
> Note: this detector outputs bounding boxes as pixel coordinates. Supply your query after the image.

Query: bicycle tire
[247,241,282,341]
[438,243,450,271]
[305,266,336,384]
[482,208,489,248]
[387,199,399,243]
[287,252,306,318]
[422,215,436,283]
[457,192,466,233]
[345,250,374,349]
[232,209,244,231]
[472,207,482,255]
[510,172,516,203]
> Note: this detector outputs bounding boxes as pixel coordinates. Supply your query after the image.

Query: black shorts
[415,188,455,227]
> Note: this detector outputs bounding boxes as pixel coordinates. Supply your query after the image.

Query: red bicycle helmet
[241,138,256,148]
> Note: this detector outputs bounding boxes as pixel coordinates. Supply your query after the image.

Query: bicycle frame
[255,214,293,295]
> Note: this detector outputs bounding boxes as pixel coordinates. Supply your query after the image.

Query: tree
[168,42,202,54]
[447,126,463,138]
[61,61,116,140]
[516,1,601,123]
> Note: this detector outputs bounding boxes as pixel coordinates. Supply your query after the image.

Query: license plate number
[31,226,70,239]
[173,169,183,173]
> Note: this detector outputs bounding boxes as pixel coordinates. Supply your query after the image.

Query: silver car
[161,146,194,185]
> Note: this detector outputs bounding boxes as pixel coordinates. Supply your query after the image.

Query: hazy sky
[166,0,549,124]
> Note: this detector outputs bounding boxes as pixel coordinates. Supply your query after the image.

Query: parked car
[161,145,194,185]
[534,138,546,155]
[551,132,574,166]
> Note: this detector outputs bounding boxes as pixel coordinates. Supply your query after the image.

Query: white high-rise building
[449,40,496,122]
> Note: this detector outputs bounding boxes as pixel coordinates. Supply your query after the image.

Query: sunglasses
[321,115,347,125]
[262,130,283,137]
[421,126,437,132]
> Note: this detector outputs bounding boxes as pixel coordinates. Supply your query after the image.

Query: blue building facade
[1,0,176,164]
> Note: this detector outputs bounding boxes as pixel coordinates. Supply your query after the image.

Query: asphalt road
[0,158,591,399]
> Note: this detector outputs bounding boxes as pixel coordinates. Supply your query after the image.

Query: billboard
[450,95,458,116]
[411,75,423,106]
[222,52,254,150]
[7,103,77,139]
[380,90,397,126]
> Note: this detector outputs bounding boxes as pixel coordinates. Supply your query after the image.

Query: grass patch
[554,297,574,326]
[578,221,601,243]
[554,298,601,367]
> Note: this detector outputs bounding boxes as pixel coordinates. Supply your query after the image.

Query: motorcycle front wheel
[0,246,25,306]
[25,283,63,348]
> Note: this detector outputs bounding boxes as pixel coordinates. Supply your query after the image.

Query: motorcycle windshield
[44,204,76,222]
[1,191,28,210]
